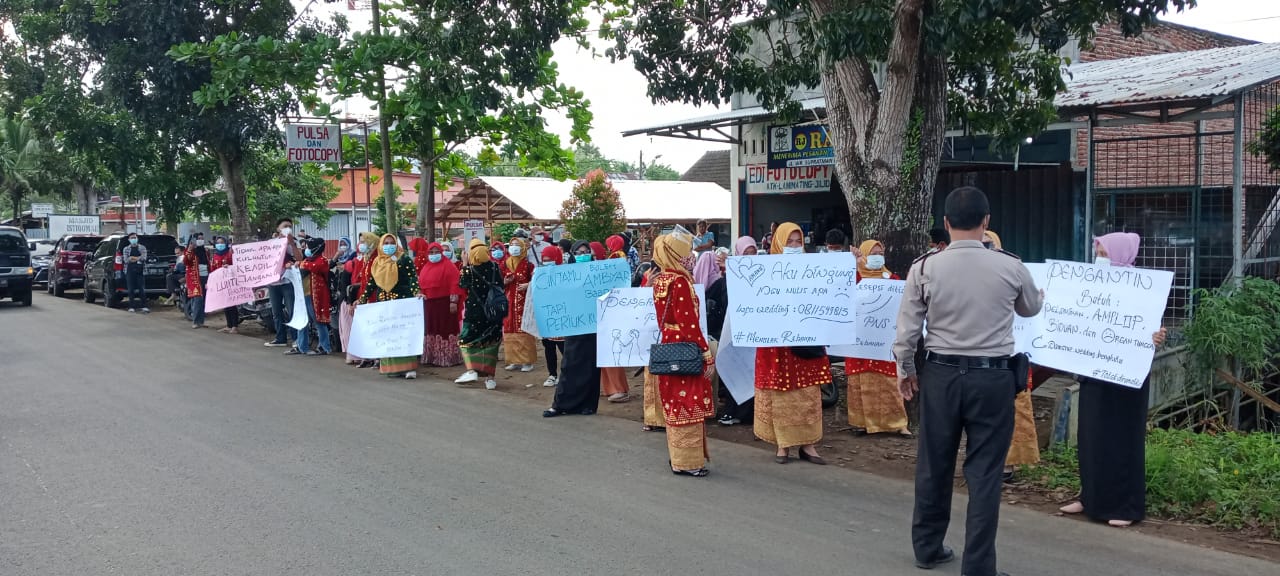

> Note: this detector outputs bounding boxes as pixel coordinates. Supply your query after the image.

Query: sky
[301,0,1280,174]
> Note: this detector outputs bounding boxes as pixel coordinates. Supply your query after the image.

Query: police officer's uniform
[893,239,1043,576]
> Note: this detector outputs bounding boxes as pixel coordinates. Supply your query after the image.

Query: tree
[371,189,407,236]
[560,169,626,242]
[643,163,680,181]
[0,118,41,219]
[605,0,1193,270]
[1250,105,1280,171]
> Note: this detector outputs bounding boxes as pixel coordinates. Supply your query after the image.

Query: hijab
[305,237,326,260]
[213,235,230,255]
[653,233,694,277]
[357,232,379,260]
[1095,232,1140,267]
[606,235,626,259]
[857,239,892,279]
[336,236,355,264]
[540,245,563,265]
[570,240,591,263]
[589,241,607,262]
[769,222,802,255]
[418,242,461,299]
[507,237,530,273]
[983,230,1003,250]
[409,237,431,271]
[469,238,492,266]
[370,233,404,292]
[692,251,721,286]
[734,235,757,256]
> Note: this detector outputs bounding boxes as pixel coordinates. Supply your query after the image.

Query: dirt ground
[133,300,1280,563]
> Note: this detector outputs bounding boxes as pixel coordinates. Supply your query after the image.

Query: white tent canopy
[437,176,732,223]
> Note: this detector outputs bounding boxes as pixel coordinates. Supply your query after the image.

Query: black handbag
[648,280,705,376]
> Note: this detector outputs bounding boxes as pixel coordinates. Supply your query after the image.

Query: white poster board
[826,278,905,362]
[462,219,486,245]
[724,252,858,347]
[1017,260,1173,388]
[715,314,757,404]
[594,285,707,367]
[48,215,100,238]
[30,203,54,218]
[283,267,310,331]
[348,298,425,359]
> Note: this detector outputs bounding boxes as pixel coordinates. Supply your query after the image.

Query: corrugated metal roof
[445,177,732,222]
[1056,42,1280,109]
[621,97,825,136]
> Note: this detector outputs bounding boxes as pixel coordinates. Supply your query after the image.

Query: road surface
[1,294,1273,575]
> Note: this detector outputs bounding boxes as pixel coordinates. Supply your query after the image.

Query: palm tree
[0,118,42,220]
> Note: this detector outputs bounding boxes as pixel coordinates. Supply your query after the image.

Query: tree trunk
[72,181,94,215]
[215,150,250,242]
[417,130,435,239]
[371,0,398,235]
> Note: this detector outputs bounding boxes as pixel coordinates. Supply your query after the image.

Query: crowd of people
[155,193,1170,575]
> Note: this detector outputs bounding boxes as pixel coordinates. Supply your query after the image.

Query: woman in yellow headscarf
[983,229,1041,478]
[456,238,506,390]
[845,239,912,436]
[501,237,538,372]
[357,233,421,379]
[754,222,831,465]
[651,232,715,476]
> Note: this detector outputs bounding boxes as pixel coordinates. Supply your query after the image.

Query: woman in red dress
[501,237,537,371]
[418,241,463,367]
[182,235,207,329]
[209,235,239,334]
[409,237,432,273]
[846,239,911,436]
[651,233,715,476]
[754,222,831,465]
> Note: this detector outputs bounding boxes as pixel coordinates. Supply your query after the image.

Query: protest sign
[530,259,632,338]
[520,284,540,338]
[724,252,859,347]
[715,314,757,404]
[348,298,425,358]
[594,285,707,367]
[1018,260,1173,388]
[283,267,310,331]
[232,238,289,288]
[826,278,905,362]
[203,266,254,313]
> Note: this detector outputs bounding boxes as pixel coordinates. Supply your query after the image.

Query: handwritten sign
[826,278,905,362]
[283,267,310,331]
[347,298,425,358]
[530,259,632,338]
[724,252,858,347]
[1018,260,1173,388]
[715,314,757,403]
[232,238,289,288]
[594,286,707,367]
[203,266,254,313]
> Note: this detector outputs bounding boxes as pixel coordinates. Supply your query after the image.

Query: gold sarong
[1006,390,1041,467]
[848,371,909,433]
[667,422,708,470]
[503,331,537,364]
[754,386,822,449]
[643,368,667,428]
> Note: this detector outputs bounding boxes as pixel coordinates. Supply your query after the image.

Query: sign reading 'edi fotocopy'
[724,252,859,347]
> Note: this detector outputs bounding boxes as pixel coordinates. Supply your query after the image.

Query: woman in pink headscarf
[1059,232,1168,527]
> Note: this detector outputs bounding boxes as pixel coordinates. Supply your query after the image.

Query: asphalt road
[1,294,1274,576]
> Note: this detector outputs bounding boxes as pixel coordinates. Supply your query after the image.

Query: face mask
[304,248,314,258]
[865,255,885,270]
[509,246,522,257]
[338,245,349,254]
[491,249,504,260]
[381,245,397,256]
[575,254,592,263]
[408,251,415,259]
[195,239,205,247]
[443,251,453,260]
[782,246,803,255]
[129,238,138,244]
[358,243,369,254]
[215,243,227,251]
[1095,256,1111,267]
[428,254,442,264]
[280,227,292,237]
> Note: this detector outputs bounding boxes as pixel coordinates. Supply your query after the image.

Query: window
[0,230,27,252]
[66,237,102,253]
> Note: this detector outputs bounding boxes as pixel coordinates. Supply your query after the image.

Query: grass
[1018,430,1280,539]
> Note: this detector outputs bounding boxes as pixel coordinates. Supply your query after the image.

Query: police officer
[892,186,1043,576]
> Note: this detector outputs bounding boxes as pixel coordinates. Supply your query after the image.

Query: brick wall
[1079,20,1253,63]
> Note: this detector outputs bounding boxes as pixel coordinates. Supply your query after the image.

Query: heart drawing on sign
[729,257,766,287]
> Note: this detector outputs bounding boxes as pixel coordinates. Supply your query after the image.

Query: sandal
[642,425,665,432]
[608,393,631,403]
[669,461,709,477]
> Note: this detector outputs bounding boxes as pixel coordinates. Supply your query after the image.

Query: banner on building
[594,286,707,368]
[724,252,859,347]
[767,124,834,169]
[30,203,54,218]
[48,215,100,238]
[285,123,341,164]
[746,164,834,195]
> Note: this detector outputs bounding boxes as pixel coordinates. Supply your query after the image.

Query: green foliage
[0,117,42,217]
[1145,428,1280,538]
[1183,277,1280,376]
[1014,445,1081,492]
[560,169,626,243]
[243,146,338,236]
[371,190,407,236]
[493,223,519,243]
[642,163,681,181]
[1249,105,1280,172]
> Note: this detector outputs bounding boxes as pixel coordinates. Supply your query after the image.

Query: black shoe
[915,546,955,570]
[283,348,301,356]
[543,409,563,418]
[718,414,741,426]
[579,409,596,416]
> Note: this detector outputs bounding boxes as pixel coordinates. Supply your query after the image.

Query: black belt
[925,351,1012,370]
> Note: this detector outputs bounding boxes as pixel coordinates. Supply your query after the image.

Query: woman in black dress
[543,241,602,417]
[1060,232,1168,527]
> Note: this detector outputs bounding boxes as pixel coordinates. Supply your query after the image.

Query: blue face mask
[304,248,314,258]
[382,245,397,256]
[358,243,369,254]
[575,254,592,263]
[129,237,138,244]
[491,249,504,260]
[443,251,453,260]
[428,254,442,264]
[215,243,227,251]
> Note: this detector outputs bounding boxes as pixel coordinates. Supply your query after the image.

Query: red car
[47,234,103,297]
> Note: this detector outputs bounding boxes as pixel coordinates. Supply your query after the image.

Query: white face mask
[509,246,522,257]
[865,254,885,270]
[1095,256,1111,267]
[279,227,292,237]
[782,246,804,255]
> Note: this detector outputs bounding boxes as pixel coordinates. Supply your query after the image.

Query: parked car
[0,226,34,306]
[47,234,103,296]
[83,233,180,307]
[30,240,56,289]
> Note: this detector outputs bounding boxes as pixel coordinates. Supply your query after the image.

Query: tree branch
[868,0,925,178]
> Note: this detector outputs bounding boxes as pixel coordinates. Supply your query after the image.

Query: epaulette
[996,249,1022,261]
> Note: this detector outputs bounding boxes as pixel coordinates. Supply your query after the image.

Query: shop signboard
[285,123,341,164]
[746,164,833,195]
[767,124,834,169]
